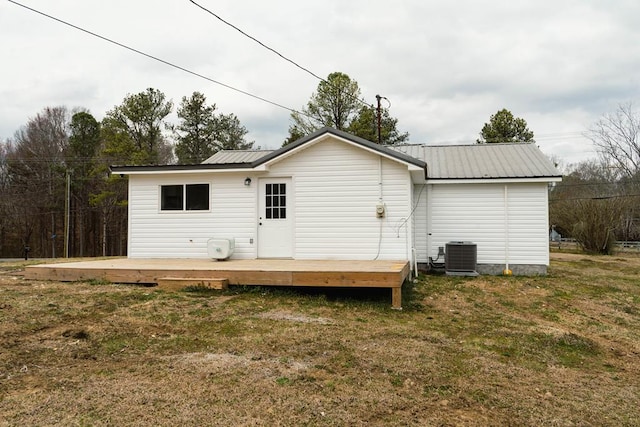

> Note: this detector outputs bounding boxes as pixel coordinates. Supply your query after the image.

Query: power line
[186,0,372,110]
[552,180,640,188]
[187,0,325,83]
[550,193,640,202]
[7,0,304,116]
[409,131,592,146]
[536,132,585,139]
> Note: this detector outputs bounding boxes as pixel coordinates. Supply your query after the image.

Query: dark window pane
[264,182,287,219]
[186,184,209,210]
[161,185,183,210]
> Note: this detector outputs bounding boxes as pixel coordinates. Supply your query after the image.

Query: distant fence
[616,241,640,250]
[549,238,578,250]
[550,238,640,251]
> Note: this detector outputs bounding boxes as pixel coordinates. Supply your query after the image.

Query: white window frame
[159,183,211,212]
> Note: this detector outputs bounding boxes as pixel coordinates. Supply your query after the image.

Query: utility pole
[376,94,382,145]
[64,169,71,258]
[375,95,390,145]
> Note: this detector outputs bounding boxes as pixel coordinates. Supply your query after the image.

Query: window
[161,184,209,211]
[161,185,183,210]
[265,183,286,219]
[186,184,209,210]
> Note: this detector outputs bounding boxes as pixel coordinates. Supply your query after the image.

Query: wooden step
[156,277,229,291]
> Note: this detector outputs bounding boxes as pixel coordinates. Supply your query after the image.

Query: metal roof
[390,143,560,179]
[203,150,273,164]
[203,128,428,169]
[111,129,560,181]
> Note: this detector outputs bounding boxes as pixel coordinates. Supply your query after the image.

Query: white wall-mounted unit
[207,238,235,260]
[445,241,478,276]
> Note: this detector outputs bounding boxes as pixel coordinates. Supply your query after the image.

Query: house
[111,127,561,275]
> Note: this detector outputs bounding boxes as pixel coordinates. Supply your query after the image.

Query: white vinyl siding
[506,183,550,265]
[123,132,554,269]
[267,139,412,260]
[412,183,428,262]
[429,183,549,266]
[127,173,256,259]
[126,137,415,261]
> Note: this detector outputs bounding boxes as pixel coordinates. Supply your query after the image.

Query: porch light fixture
[244,177,252,186]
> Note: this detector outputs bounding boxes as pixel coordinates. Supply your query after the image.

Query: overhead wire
[0,2,616,163]
[186,0,373,110]
[187,0,325,83]
[400,130,591,146]
[6,0,307,117]
[550,193,640,202]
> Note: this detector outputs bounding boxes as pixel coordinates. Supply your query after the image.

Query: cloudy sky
[1,0,639,166]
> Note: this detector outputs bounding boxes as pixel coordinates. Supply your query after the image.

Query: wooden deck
[23,258,411,309]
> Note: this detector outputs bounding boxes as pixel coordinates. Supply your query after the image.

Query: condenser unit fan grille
[445,242,478,276]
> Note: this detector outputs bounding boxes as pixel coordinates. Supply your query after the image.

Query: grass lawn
[1,251,638,426]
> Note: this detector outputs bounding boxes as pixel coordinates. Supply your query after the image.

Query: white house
[111,127,561,274]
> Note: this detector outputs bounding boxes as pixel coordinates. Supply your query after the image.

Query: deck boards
[23,258,410,309]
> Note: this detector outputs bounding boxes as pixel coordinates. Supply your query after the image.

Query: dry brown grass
[1,252,639,426]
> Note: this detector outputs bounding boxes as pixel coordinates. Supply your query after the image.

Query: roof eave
[425,175,563,184]
[110,163,254,175]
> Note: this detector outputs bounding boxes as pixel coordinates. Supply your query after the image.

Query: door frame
[256,177,294,258]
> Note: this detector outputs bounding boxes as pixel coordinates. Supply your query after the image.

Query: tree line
[0,88,253,258]
[6,67,632,258]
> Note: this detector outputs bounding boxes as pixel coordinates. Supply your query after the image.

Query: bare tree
[5,107,71,257]
[550,159,636,254]
[0,140,9,256]
[587,102,640,178]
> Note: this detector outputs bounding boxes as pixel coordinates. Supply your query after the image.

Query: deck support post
[391,287,402,310]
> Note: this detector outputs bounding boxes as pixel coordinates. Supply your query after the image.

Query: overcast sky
[2,0,639,167]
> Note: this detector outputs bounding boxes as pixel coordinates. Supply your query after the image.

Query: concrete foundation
[420,263,548,276]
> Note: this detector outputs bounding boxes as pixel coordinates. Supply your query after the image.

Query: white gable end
[266,137,412,260]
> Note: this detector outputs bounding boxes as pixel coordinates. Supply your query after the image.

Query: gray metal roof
[112,129,559,180]
[203,150,273,164]
[390,143,560,179]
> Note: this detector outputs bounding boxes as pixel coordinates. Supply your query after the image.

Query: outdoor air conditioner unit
[207,238,235,260]
[445,241,479,276]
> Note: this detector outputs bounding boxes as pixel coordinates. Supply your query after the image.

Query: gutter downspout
[412,247,418,279]
[374,157,384,260]
[378,157,383,203]
[503,185,512,275]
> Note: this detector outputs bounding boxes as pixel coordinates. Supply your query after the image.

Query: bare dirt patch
[1,255,639,426]
[256,310,334,324]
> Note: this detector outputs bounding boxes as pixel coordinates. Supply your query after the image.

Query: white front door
[257,178,293,258]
